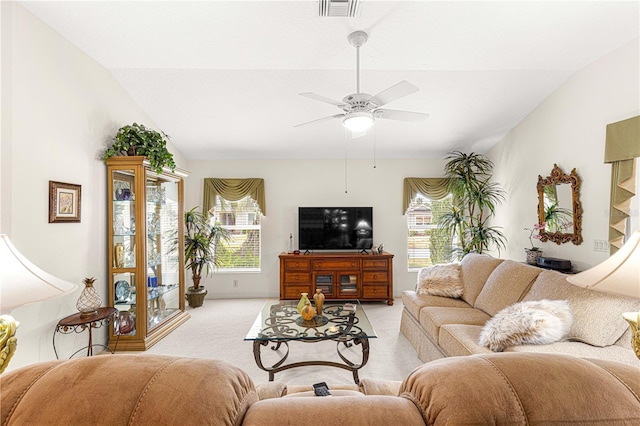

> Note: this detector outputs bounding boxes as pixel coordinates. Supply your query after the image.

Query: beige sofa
[2,353,639,425]
[401,253,640,365]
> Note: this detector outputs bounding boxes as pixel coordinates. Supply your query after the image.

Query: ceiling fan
[295,30,429,132]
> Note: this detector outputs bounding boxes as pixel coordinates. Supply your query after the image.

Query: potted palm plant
[103,122,176,174]
[184,207,230,307]
[438,151,507,258]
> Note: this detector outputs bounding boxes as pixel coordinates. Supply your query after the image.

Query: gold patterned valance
[605,116,639,254]
[402,178,450,214]
[203,178,266,216]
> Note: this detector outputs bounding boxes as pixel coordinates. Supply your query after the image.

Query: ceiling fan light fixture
[343,111,374,132]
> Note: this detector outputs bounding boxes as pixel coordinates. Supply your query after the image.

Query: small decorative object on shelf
[524,223,544,265]
[313,289,325,317]
[376,243,384,254]
[114,243,125,268]
[301,301,316,321]
[76,277,101,317]
[297,292,310,314]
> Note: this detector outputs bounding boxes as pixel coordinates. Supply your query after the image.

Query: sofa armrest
[359,378,402,395]
[400,353,640,425]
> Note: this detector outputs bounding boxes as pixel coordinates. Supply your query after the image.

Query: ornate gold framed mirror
[537,164,583,245]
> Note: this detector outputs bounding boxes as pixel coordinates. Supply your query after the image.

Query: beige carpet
[145,299,423,386]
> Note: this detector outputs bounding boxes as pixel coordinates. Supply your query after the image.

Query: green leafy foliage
[438,151,507,257]
[184,207,231,289]
[103,123,176,174]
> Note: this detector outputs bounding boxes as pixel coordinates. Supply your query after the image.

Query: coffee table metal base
[253,334,370,384]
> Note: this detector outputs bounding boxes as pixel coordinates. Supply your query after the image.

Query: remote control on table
[313,382,331,396]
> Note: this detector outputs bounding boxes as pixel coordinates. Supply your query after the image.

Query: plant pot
[186,285,207,308]
[525,248,542,266]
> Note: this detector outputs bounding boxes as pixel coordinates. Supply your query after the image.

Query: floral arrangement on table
[524,223,545,252]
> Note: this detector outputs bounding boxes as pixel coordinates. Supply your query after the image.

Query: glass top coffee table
[245,300,376,384]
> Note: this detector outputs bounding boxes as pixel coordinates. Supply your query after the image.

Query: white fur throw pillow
[479,299,573,352]
[416,263,463,298]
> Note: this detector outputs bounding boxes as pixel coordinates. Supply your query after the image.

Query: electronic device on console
[537,256,572,272]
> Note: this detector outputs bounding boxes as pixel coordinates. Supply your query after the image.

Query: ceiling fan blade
[369,81,419,107]
[375,109,429,122]
[294,114,345,128]
[299,92,347,108]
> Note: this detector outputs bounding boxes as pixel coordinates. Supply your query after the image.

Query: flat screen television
[298,207,373,251]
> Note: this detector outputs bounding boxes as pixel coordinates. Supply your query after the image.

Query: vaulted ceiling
[19,1,640,160]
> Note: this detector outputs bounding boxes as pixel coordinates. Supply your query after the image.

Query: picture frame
[49,181,81,223]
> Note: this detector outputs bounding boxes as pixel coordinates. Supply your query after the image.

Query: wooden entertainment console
[279,252,394,305]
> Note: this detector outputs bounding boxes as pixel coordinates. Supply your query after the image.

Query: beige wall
[185,158,444,299]
[487,38,639,271]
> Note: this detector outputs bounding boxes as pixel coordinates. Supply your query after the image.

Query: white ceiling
[19,1,640,160]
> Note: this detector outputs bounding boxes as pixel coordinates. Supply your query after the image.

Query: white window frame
[407,194,453,271]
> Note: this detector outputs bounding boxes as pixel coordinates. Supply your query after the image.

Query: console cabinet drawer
[312,259,359,270]
[284,272,310,284]
[284,285,311,299]
[284,259,310,270]
[362,259,388,269]
[362,271,388,284]
[362,285,388,299]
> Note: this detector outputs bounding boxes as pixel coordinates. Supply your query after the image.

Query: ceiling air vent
[319,0,361,18]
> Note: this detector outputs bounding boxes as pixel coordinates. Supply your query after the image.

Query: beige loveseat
[2,353,639,425]
[401,253,640,365]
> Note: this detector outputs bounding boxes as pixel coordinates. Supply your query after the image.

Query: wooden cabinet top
[279,251,393,259]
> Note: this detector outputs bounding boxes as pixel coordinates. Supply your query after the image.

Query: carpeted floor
[145,298,423,386]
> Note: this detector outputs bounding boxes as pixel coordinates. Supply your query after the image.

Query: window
[210,195,261,272]
[407,194,454,270]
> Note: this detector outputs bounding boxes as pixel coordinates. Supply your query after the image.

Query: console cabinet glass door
[107,156,189,351]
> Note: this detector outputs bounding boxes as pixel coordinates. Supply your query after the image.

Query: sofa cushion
[0,355,258,426]
[522,270,640,347]
[479,299,573,352]
[459,253,504,305]
[505,340,640,366]
[473,261,541,316]
[419,307,491,344]
[416,263,463,298]
[401,290,472,322]
[438,324,491,357]
[399,353,640,425]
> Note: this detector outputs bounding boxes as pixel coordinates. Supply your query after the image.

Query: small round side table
[53,307,119,359]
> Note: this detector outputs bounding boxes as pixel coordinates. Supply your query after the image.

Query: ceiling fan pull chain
[373,126,377,169]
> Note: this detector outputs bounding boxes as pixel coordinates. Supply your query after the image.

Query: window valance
[605,116,639,253]
[203,178,266,216]
[403,177,450,214]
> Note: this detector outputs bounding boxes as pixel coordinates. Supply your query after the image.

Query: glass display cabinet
[106,156,190,351]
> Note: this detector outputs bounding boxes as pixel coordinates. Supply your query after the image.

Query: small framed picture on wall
[49,181,81,223]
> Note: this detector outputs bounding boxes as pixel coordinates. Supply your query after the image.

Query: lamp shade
[566,230,640,298]
[0,234,78,314]
[343,112,374,132]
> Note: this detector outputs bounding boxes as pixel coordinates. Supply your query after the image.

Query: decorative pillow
[479,299,573,352]
[416,263,463,298]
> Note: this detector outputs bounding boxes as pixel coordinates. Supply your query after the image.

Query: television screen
[298,207,373,251]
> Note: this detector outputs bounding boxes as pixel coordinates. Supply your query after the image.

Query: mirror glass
[537,164,583,245]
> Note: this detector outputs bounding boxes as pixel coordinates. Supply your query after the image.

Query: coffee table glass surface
[245,299,376,341]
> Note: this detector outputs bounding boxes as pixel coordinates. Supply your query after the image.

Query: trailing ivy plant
[103,123,176,174]
[437,151,507,258]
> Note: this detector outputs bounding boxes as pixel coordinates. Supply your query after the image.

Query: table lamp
[566,230,640,359]
[0,234,78,373]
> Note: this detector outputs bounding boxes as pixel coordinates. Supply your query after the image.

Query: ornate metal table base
[253,334,370,384]
[53,307,119,359]
[248,302,375,384]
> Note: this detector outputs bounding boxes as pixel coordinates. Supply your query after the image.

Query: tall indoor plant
[438,151,507,258]
[103,122,176,174]
[184,207,230,307]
